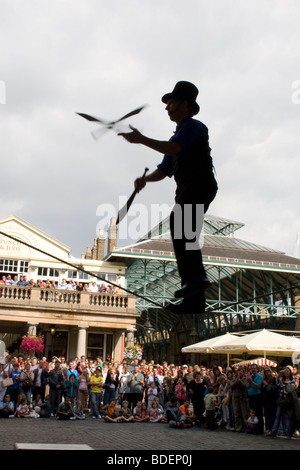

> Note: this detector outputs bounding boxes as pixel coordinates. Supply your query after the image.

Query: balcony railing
[0,286,133,310]
[0,286,30,300]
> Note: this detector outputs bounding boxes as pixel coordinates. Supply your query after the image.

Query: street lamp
[144,317,154,335]
[190,328,198,344]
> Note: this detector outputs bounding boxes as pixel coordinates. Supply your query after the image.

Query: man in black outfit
[119,81,218,314]
[48,360,64,415]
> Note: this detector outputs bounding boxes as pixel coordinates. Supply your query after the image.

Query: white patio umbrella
[212,329,300,358]
[181,332,240,353]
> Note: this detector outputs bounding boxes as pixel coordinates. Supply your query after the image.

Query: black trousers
[248,393,264,434]
[128,393,143,411]
[170,201,210,286]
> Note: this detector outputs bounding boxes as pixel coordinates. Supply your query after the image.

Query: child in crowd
[179,399,196,426]
[166,396,188,428]
[56,397,76,420]
[204,386,217,430]
[134,401,150,422]
[32,394,42,409]
[104,398,121,422]
[119,400,134,422]
[133,400,142,418]
[245,409,259,434]
[0,394,15,418]
[74,399,86,420]
[66,373,79,407]
[147,382,158,408]
[15,394,31,418]
[35,395,52,418]
[175,378,186,405]
[149,399,167,423]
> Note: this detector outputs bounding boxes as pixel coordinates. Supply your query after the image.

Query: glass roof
[139,214,245,242]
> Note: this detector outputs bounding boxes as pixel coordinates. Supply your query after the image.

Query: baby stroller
[215,404,223,427]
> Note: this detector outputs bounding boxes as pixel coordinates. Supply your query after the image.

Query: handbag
[2,377,13,387]
[21,374,33,388]
[223,394,231,406]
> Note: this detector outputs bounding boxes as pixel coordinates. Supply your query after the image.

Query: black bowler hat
[161,81,200,115]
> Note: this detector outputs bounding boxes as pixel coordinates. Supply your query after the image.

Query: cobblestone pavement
[1,416,299,452]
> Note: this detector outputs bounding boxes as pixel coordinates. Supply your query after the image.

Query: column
[77,326,88,358]
[113,331,124,362]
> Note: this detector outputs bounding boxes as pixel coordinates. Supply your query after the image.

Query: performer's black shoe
[174,274,211,299]
[165,293,206,315]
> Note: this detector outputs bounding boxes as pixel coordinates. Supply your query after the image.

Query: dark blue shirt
[157,117,217,204]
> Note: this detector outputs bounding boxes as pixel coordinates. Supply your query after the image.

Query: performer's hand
[134,176,146,193]
[118,125,143,144]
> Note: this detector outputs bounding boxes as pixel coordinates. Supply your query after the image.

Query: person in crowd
[204,386,217,430]
[32,359,49,401]
[188,371,206,425]
[147,367,164,405]
[73,399,86,420]
[34,394,52,418]
[56,396,76,420]
[266,366,298,439]
[179,399,196,425]
[48,360,64,415]
[174,369,187,387]
[133,401,150,422]
[163,370,175,403]
[147,381,158,409]
[103,367,119,406]
[128,365,144,411]
[175,377,187,405]
[67,360,79,379]
[230,368,248,433]
[119,365,131,403]
[118,400,135,422]
[166,396,190,428]
[216,375,231,429]
[15,393,31,418]
[149,399,166,423]
[246,364,264,434]
[103,397,121,423]
[0,393,15,418]
[20,363,34,405]
[184,366,195,384]
[89,367,103,419]
[65,373,79,407]
[262,367,278,434]
[245,409,259,434]
[8,362,22,405]
[78,368,90,410]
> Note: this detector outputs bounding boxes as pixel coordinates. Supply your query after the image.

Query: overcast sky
[1,0,300,259]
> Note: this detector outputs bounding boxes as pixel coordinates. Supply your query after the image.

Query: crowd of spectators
[0,275,123,294]
[0,352,300,438]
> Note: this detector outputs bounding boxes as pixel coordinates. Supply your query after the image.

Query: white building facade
[0,215,138,362]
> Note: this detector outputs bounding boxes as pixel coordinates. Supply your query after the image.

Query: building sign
[0,222,40,257]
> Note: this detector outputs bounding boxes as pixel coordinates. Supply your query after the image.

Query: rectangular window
[0,259,29,274]
[67,270,88,281]
[37,267,59,279]
[87,333,104,360]
[106,334,113,362]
